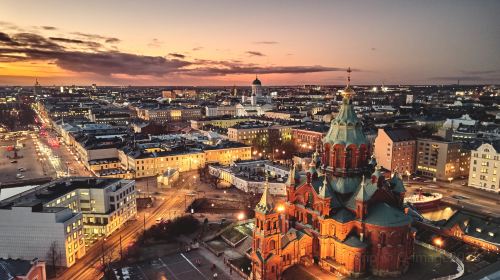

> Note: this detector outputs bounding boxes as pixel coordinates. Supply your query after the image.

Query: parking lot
[0,135,46,183]
[131,250,232,280]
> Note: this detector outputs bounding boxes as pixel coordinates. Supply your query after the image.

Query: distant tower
[232,85,238,97]
[251,93,257,106]
[252,75,262,97]
[34,78,41,95]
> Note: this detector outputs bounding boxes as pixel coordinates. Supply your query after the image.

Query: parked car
[16,173,25,179]
[18,167,26,172]
[10,160,17,163]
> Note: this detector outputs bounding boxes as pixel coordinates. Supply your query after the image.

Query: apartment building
[468,142,500,193]
[416,137,470,180]
[227,122,294,146]
[205,105,237,117]
[373,128,417,174]
[141,106,202,123]
[119,141,252,178]
[291,126,328,151]
[190,117,251,130]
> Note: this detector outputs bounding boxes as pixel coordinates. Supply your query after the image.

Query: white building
[42,178,137,237]
[237,77,274,116]
[406,94,414,104]
[0,178,137,267]
[443,114,477,130]
[208,160,289,195]
[0,203,84,267]
[157,168,180,188]
[468,143,500,193]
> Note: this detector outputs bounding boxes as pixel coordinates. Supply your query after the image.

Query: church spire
[341,67,355,100]
[255,175,274,214]
[319,175,328,198]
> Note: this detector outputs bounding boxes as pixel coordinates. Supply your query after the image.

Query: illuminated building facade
[373,128,416,174]
[416,137,470,181]
[120,142,252,178]
[468,142,500,193]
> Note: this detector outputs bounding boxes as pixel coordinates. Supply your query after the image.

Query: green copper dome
[323,87,367,146]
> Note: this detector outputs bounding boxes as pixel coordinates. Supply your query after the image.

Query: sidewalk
[178,235,245,280]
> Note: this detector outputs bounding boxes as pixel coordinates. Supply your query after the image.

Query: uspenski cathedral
[250,69,415,279]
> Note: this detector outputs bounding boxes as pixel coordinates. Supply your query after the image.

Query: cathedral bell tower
[251,177,284,280]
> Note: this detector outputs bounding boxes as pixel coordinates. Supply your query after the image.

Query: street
[56,188,195,280]
[406,180,500,218]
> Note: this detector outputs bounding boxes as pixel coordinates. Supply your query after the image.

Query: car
[156,218,163,224]
[18,167,26,172]
[10,160,17,163]
[16,173,25,179]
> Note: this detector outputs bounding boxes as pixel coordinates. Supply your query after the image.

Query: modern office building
[416,137,470,181]
[0,178,136,267]
[0,201,84,267]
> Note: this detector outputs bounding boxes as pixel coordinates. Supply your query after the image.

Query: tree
[97,239,115,278]
[46,241,62,276]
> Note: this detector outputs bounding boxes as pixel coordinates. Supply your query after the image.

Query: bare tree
[96,239,115,278]
[46,241,62,276]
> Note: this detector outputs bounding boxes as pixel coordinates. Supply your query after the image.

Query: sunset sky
[0,0,499,86]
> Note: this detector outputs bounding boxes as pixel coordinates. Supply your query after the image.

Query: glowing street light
[433,237,444,248]
[276,204,285,212]
[237,212,246,220]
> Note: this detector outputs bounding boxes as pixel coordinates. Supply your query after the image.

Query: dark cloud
[0,31,190,76]
[168,53,186,59]
[12,33,63,50]
[71,32,120,44]
[182,63,343,76]
[0,32,15,44]
[253,41,279,45]
[192,47,203,51]
[246,51,265,57]
[0,30,341,78]
[148,38,162,48]
[49,37,102,48]
[41,26,57,30]
[105,38,120,44]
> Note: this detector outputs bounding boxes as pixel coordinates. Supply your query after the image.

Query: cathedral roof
[364,203,412,227]
[355,176,376,202]
[343,234,368,249]
[255,177,274,214]
[390,172,406,193]
[331,176,362,194]
[331,208,355,223]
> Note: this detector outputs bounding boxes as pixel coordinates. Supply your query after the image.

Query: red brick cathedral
[251,70,415,279]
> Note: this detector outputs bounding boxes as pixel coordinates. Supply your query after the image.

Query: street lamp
[276,204,285,212]
[433,237,444,248]
[237,212,245,221]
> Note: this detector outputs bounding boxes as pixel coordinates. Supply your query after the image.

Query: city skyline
[1,0,499,86]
